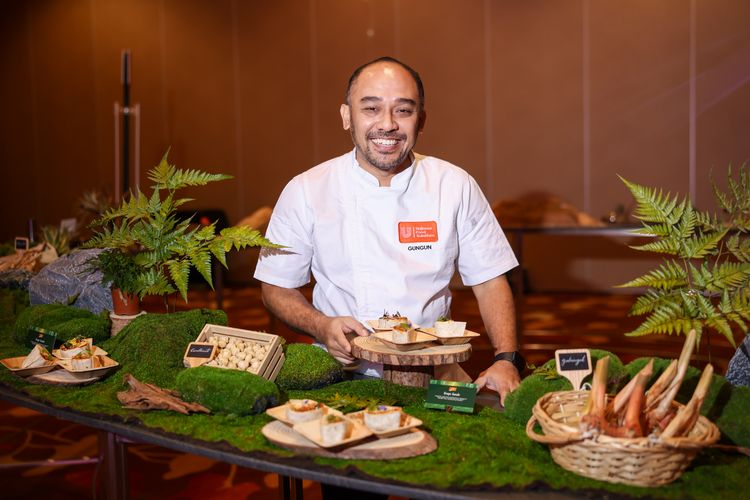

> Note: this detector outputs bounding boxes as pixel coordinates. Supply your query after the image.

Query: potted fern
[88,249,141,315]
[618,166,750,354]
[84,151,280,308]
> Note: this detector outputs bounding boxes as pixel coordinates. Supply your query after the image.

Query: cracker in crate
[205,334,270,374]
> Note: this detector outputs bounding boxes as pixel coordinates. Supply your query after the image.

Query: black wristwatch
[493,351,526,374]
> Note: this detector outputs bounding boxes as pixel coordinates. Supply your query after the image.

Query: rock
[0,269,35,290]
[726,337,750,387]
[28,249,113,314]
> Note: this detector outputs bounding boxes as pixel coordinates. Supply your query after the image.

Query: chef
[254,56,523,403]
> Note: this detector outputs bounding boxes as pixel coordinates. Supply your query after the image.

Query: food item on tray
[364,405,402,432]
[21,344,54,369]
[286,399,323,423]
[378,311,409,329]
[434,317,467,337]
[58,336,92,359]
[391,323,416,343]
[205,334,270,374]
[71,349,95,370]
[320,414,353,444]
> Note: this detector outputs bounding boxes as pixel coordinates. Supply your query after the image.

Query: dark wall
[2,0,750,289]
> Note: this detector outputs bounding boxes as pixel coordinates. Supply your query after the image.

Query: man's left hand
[474,361,521,406]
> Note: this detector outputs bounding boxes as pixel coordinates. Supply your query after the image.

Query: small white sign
[59,218,77,234]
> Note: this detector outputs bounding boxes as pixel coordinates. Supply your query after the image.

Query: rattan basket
[526,390,720,487]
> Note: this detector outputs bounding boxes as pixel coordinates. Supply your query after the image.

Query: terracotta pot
[111,288,140,316]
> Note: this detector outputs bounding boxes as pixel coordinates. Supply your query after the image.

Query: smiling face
[340,62,426,182]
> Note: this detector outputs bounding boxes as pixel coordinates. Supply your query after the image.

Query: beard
[350,124,411,172]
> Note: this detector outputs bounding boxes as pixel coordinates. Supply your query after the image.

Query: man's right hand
[316,316,370,364]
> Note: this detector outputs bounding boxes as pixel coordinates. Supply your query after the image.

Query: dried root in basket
[579,330,710,439]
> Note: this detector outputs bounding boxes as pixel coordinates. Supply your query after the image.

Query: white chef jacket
[254,149,518,376]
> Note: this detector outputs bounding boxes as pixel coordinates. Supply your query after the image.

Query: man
[255,57,522,404]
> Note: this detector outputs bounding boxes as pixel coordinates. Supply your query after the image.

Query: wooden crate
[185,324,285,382]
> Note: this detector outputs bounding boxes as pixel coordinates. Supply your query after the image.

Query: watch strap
[493,351,526,374]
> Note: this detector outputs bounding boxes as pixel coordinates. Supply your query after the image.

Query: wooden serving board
[351,336,471,366]
[27,368,105,386]
[261,420,436,459]
[351,336,472,387]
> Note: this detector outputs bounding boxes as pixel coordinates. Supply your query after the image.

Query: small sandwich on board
[71,349,96,370]
[378,311,409,329]
[21,345,54,369]
[320,414,353,445]
[392,323,416,343]
[286,399,323,423]
[364,405,403,432]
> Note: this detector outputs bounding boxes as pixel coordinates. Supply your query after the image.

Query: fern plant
[84,151,280,302]
[618,165,750,348]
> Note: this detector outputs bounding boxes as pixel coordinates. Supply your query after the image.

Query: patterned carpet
[0,286,737,499]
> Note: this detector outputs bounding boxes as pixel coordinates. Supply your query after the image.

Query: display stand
[350,336,471,387]
[110,311,146,337]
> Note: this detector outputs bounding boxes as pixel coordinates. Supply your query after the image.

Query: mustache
[367,132,406,140]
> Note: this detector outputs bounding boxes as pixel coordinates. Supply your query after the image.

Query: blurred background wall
[1,0,749,290]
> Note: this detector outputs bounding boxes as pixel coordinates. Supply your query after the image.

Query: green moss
[711,384,750,448]
[289,379,426,409]
[1,305,748,499]
[276,343,344,390]
[101,309,226,389]
[12,304,110,346]
[0,288,29,324]
[176,365,280,415]
[504,350,625,427]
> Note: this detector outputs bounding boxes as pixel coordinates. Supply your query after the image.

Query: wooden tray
[371,330,436,351]
[0,356,57,377]
[191,324,284,381]
[262,420,436,459]
[293,416,373,449]
[365,319,413,332]
[55,355,119,379]
[347,409,423,438]
[266,401,342,426]
[417,327,481,345]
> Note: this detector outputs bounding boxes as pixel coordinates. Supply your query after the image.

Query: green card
[424,379,477,414]
[27,327,57,351]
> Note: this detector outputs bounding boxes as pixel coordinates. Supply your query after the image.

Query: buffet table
[0,384,571,500]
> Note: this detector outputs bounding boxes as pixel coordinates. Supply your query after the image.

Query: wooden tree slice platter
[262,420,437,459]
[27,368,106,386]
[351,336,473,387]
[351,336,471,366]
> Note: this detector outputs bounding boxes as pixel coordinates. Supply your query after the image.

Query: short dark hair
[345,56,425,111]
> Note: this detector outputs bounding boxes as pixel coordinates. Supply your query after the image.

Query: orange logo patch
[398,221,438,243]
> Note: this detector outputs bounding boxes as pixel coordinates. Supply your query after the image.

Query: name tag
[398,221,438,243]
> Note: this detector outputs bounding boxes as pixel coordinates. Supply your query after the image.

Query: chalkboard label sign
[15,237,30,252]
[558,352,590,371]
[183,342,216,367]
[27,327,57,352]
[555,348,592,391]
